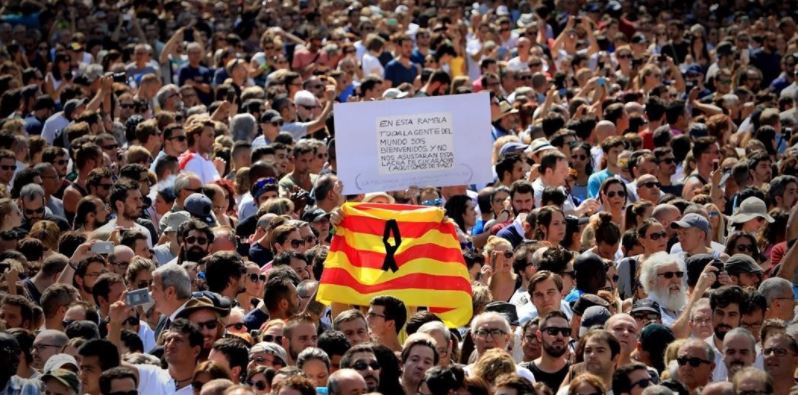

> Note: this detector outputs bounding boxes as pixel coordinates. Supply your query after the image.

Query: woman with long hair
[598,178,627,228]
[483,236,515,302]
[534,206,567,246]
[704,203,727,245]
[569,142,593,201]
[616,219,669,300]
[623,201,653,232]
[44,52,73,102]
[444,194,477,249]
[237,262,265,312]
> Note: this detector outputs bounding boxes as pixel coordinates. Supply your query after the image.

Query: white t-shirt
[362,52,384,77]
[180,152,220,184]
[137,364,193,395]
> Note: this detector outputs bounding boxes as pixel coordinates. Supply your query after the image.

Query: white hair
[417,321,451,342]
[640,252,687,312]
[470,311,511,334]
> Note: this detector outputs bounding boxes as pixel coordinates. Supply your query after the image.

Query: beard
[714,324,732,340]
[184,246,207,262]
[543,341,567,358]
[649,285,687,312]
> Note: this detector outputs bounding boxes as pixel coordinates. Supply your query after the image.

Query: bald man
[328,369,368,395]
[109,246,135,276]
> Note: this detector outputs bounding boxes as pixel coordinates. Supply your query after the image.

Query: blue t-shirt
[384,59,418,87]
[410,48,427,66]
[177,65,213,105]
[587,169,612,198]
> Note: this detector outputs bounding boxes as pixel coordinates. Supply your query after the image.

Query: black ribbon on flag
[381,219,402,272]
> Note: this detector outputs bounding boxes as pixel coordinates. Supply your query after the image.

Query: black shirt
[523,361,570,393]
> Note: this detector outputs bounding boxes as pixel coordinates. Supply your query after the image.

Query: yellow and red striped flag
[317,202,473,327]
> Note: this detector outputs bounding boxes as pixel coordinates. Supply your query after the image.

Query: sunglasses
[226,322,246,330]
[677,356,710,367]
[289,239,305,248]
[262,334,283,343]
[185,236,208,245]
[735,244,753,252]
[657,271,684,279]
[640,181,660,189]
[660,158,675,164]
[102,144,119,151]
[196,319,218,330]
[606,190,626,198]
[250,381,268,391]
[56,159,68,165]
[24,207,45,216]
[495,251,513,259]
[352,360,381,371]
[249,273,267,282]
[120,103,135,109]
[648,231,667,241]
[632,312,660,321]
[630,378,651,389]
[123,316,139,326]
[1,165,16,171]
[271,120,284,126]
[137,280,151,289]
[617,53,632,59]
[541,327,571,337]
[168,135,187,142]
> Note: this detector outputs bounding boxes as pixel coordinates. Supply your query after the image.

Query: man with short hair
[32,329,69,370]
[384,34,418,87]
[400,334,438,395]
[91,272,126,320]
[78,339,121,395]
[758,277,796,322]
[334,309,370,346]
[177,297,229,358]
[177,43,212,105]
[706,285,746,381]
[587,137,624,198]
[137,318,203,394]
[208,337,250,384]
[533,151,597,216]
[675,339,715,393]
[328,368,368,395]
[416,321,453,368]
[23,253,68,309]
[367,296,406,352]
[94,180,152,244]
[768,175,798,211]
[682,137,720,200]
[202,251,245,299]
[279,140,317,193]
[605,314,640,367]
[611,362,654,395]
[281,315,318,365]
[40,283,80,331]
[340,344,381,393]
[721,327,756,380]
[179,117,220,184]
[525,311,570,393]
[99,366,138,395]
[149,263,192,338]
[763,332,798,395]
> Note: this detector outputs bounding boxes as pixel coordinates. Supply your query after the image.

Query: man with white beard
[639,252,688,326]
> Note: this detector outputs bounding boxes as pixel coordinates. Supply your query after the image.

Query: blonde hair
[470,348,516,385]
[483,236,512,259]
[492,135,521,164]
[30,220,60,251]
[471,283,493,315]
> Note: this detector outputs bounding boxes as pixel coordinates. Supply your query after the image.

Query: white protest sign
[334,93,492,195]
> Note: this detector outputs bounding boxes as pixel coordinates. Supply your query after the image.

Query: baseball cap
[724,254,763,275]
[302,207,330,223]
[485,301,519,326]
[159,210,191,233]
[383,88,409,100]
[294,90,318,107]
[260,109,283,124]
[715,41,734,56]
[184,193,216,226]
[729,197,774,225]
[499,142,528,157]
[670,213,710,234]
[631,33,647,44]
[580,306,611,336]
[63,98,86,117]
[251,177,279,201]
[252,342,289,365]
[42,369,81,394]
[43,354,79,374]
[684,64,703,76]
[630,299,661,316]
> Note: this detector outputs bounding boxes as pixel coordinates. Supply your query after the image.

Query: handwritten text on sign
[376,113,454,175]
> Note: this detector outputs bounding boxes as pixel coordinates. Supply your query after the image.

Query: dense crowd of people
[2,0,798,394]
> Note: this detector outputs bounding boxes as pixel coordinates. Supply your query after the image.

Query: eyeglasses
[630,378,651,390]
[250,381,268,391]
[677,356,711,367]
[136,280,151,289]
[1,165,16,171]
[657,271,684,279]
[248,273,267,282]
[617,53,633,59]
[352,360,381,370]
[33,343,62,352]
[606,190,626,198]
[541,327,571,337]
[196,319,218,330]
[647,231,667,240]
[226,322,246,330]
[289,239,305,248]
[185,236,208,245]
[167,134,187,142]
[640,181,660,189]
[475,328,507,338]
[102,144,118,151]
[367,311,386,319]
[763,347,791,356]
[262,334,283,343]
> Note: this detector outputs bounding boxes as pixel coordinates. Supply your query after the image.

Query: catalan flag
[317,202,473,327]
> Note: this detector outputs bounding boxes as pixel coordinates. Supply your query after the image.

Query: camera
[64,71,73,81]
[113,72,126,83]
